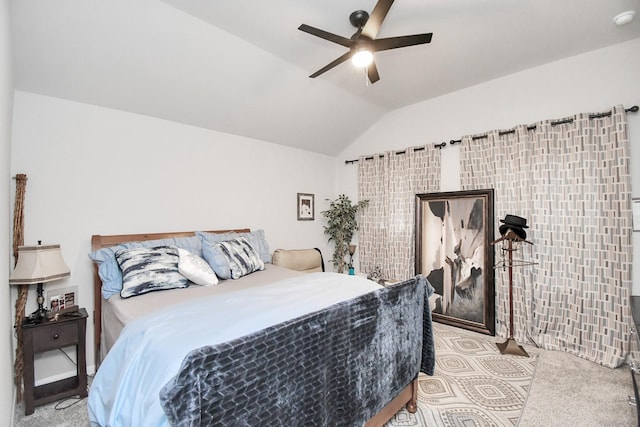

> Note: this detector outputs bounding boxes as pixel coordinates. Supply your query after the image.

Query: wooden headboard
[90,228,250,369]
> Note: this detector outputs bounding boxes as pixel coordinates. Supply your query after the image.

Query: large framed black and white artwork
[415,189,495,335]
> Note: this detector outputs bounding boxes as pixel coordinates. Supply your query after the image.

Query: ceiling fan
[298,0,433,84]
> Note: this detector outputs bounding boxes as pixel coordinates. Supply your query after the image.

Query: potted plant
[321,194,369,273]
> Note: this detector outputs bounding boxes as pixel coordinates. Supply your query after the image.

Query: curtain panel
[461,105,632,368]
[358,146,441,281]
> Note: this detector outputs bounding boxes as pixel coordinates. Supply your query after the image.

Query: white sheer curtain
[460,105,633,368]
[358,146,441,281]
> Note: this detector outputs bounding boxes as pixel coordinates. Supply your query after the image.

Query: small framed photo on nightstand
[46,286,77,312]
[297,193,314,221]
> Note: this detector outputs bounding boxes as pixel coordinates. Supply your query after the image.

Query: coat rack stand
[492,229,533,357]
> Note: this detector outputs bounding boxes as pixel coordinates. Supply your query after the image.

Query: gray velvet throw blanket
[160,276,435,426]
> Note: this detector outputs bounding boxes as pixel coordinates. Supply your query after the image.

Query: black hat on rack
[499,214,528,240]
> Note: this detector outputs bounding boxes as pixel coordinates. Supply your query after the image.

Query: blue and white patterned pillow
[202,237,264,280]
[89,235,202,299]
[115,245,189,298]
[196,230,271,264]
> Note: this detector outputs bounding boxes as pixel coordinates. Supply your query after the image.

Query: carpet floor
[13,322,636,426]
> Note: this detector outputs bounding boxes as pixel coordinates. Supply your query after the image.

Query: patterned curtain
[461,105,632,368]
[358,145,441,281]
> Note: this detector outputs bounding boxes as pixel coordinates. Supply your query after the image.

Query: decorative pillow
[272,248,324,273]
[196,230,271,264]
[177,248,219,286]
[115,245,188,298]
[202,237,265,280]
[89,235,201,299]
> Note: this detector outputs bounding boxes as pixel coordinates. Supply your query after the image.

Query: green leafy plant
[321,194,369,273]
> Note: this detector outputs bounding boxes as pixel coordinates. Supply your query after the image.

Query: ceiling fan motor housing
[349,10,369,29]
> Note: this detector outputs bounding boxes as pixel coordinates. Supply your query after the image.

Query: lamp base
[27,307,48,324]
[25,283,48,324]
[496,337,529,357]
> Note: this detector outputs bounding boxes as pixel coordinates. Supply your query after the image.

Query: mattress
[100,264,305,359]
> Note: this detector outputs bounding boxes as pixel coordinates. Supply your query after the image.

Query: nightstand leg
[23,331,35,415]
[77,320,88,397]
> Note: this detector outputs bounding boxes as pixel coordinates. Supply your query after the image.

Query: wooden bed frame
[90,229,418,426]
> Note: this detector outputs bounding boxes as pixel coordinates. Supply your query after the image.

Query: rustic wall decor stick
[12,173,28,402]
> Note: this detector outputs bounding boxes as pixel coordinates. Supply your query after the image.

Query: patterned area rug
[386,322,537,427]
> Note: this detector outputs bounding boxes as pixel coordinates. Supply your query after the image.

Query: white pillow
[177,248,219,286]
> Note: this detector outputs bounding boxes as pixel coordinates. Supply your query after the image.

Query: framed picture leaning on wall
[415,189,495,335]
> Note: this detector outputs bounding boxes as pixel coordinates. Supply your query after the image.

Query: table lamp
[348,244,356,275]
[9,242,70,323]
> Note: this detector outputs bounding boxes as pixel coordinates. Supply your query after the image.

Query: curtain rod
[345,105,638,164]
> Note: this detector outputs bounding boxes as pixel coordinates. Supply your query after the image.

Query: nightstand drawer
[30,323,79,353]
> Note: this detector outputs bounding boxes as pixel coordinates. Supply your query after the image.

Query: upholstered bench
[272,248,324,273]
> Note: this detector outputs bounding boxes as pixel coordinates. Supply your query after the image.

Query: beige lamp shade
[9,244,70,285]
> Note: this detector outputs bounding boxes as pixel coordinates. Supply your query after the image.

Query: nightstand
[22,308,88,415]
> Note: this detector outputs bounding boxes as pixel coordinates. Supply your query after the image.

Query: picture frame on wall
[297,193,314,221]
[415,189,495,335]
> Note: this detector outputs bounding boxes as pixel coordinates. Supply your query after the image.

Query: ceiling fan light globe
[352,50,373,68]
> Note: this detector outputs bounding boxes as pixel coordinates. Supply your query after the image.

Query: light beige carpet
[518,347,636,427]
[386,322,538,426]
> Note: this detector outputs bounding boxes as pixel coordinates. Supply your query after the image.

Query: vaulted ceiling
[11,0,640,155]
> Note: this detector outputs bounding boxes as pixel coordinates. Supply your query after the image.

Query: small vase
[349,267,355,275]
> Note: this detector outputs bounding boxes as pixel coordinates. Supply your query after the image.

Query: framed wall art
[415,189,495,335]
[297,193,314,221]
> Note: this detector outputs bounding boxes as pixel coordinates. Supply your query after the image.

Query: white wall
[10,91,336,382]
[0,0,14,423]
[336,37,640,294]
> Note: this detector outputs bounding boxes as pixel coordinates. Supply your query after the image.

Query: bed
[88,229,435,426]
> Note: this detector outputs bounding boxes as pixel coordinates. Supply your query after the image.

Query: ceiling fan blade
[361,0,394,39]
[367,60,380,84]
[370,33,433,52]
[298,24,353,48]
[309,51,352,78]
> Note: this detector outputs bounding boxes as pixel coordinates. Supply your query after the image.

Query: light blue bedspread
[88,272,381,427]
